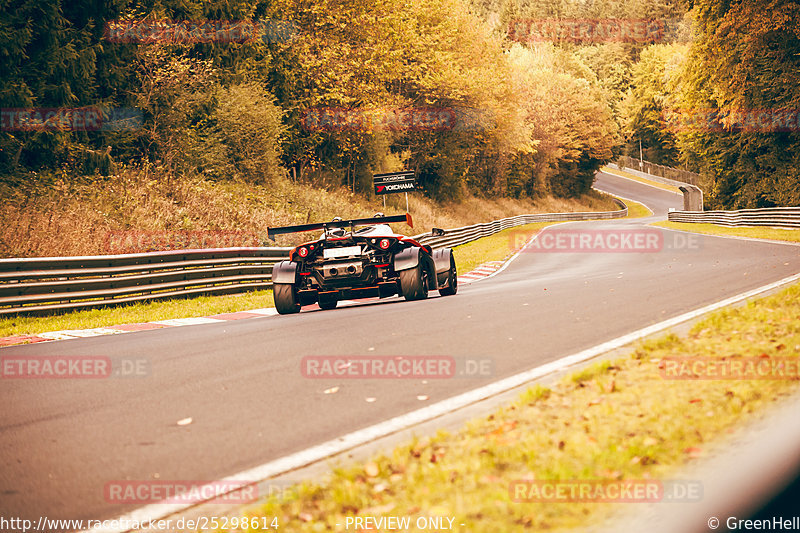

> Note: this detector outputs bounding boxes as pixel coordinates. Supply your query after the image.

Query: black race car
[267,213,457,314]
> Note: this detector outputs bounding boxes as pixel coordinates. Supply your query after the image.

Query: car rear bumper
[297,281,400,305]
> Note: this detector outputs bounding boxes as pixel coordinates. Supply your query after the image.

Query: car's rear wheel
[400,262,429,301]
[274,283,301,314]
[318,298,338,310]
[439,254,458,296]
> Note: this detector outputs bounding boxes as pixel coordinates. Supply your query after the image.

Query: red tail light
[379,238,392,250]
[298,247,309,258]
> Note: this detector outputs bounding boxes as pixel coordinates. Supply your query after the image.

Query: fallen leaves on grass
[684,447,703,458]
[364,462,380,477]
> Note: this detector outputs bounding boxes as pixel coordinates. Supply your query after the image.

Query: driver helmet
[327,217,346,237]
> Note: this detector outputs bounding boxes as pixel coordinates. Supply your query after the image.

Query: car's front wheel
[274,283,301,314]
[400,262,429,301]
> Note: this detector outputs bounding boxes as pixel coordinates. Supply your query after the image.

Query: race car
[267,213,457,314]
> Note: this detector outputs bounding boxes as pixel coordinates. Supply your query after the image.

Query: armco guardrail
[668,207,800,228]
[0,199,626,316]
[0,248,287,316]
[412,199,626,248]
[616,156,701,187]
[606,163,704,210]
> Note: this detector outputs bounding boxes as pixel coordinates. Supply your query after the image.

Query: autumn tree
[678,0,800,207]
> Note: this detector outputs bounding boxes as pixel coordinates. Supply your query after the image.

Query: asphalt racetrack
[2,171,798,525]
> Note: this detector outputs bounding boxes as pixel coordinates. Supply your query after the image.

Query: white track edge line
[477,232,542,282]
[81,271,800,533]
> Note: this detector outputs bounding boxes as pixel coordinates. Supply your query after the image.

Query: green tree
[618,43,687,166]
[679,0,800,207]
[0,0,125,177]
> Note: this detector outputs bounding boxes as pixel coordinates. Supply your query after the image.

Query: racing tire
[274,283,301,314]
[318,298,338,310]
[400,262,429,301]
[438,254,458,296]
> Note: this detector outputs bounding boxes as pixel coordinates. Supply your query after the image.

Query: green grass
[653,221,800,243]
[0,290,274,339]
[621,197,653,218]
[453,222,561,274]
[601,166,682,194]
[238,283,800,532]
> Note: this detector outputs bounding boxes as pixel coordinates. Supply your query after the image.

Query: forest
[0,0,797,222]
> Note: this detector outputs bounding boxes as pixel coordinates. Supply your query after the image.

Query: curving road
[1,171,799,526]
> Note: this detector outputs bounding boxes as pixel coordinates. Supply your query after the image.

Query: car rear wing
[267,213,413,240]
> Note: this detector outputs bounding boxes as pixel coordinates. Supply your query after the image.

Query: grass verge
[0,290,274,339]
[621,197,653,218]
[653,221,800,244]
[240,283,800,532]
[601,166,682,194]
